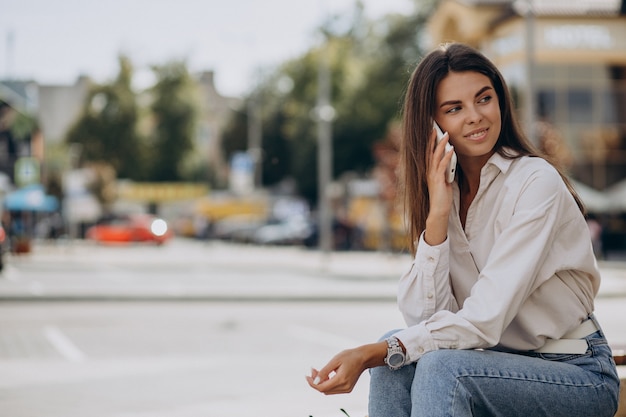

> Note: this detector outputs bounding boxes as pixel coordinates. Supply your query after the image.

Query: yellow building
[428,0,626,192]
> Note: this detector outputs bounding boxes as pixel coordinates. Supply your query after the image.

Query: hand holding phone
[433,121,457,183]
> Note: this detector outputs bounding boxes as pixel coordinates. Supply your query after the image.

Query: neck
[457,151,495,195]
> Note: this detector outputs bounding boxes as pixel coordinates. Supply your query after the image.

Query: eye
[445,106,461,114]
[478,95,492,104]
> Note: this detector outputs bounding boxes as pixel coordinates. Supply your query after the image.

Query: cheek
[494,116,503,137]
[490,108,502,135]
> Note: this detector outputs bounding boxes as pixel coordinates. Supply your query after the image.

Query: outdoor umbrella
[3,184,59,212]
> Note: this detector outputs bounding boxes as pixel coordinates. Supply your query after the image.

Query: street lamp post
[519,0,537,145]
[247,92,262,189]
[316,40,335,256]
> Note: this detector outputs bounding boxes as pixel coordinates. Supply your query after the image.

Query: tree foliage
[66,56,146,181]
[221,3,432,204]
[147,61,199,182]
[66,57,202,185]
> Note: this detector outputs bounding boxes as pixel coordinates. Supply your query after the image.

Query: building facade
[0,69,239,187]
[428,0,626,193]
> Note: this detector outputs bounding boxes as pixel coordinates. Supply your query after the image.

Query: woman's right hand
[424,127,455,246]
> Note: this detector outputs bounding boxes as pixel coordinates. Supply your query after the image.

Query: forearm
[307,340,397,395]
[361,341,390,369]
[424,212,449,246]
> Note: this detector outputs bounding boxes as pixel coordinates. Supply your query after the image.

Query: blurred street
[0,238,625,417]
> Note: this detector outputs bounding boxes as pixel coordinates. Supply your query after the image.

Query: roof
[0,80,38,114]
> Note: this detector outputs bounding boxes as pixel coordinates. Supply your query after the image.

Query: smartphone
[433,121,457,183]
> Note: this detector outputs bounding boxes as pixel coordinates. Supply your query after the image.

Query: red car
[86,214,173,245]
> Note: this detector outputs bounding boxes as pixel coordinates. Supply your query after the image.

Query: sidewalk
[0,239,407,302]
[1,239,625,415]
[1,238,625,301]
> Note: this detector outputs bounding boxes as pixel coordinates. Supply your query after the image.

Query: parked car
[86,214,173,245]
[252,215,313,246]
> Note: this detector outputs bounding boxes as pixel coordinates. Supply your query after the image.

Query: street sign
[15,157,40,187]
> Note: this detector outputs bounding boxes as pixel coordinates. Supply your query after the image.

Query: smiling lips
[465,128,489,141]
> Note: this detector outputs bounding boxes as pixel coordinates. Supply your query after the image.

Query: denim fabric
[369,327,620,417]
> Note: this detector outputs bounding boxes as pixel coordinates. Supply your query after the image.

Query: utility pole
[522,0,537,145]
[6,31,15,79]
[247,91,262,189]
[316,38,335,256]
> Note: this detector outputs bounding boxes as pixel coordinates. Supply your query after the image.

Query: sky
[0,0,414,97]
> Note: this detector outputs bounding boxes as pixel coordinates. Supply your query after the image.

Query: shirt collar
[483,148,518,176]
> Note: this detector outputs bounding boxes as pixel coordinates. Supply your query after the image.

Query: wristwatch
[385,336,406,371]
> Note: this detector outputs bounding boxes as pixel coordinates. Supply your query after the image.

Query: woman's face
[434,71,501,162]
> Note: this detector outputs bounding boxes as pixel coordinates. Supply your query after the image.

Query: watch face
[388,352,404,367]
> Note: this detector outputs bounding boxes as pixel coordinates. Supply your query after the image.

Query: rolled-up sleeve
[393,159,589,362]
[396,232,457,361]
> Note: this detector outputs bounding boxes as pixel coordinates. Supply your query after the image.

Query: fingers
[429,132,454,184]
[432,128,450,160]
[306,367,337,393]
[306,362,347,394]
[307,360,337,388]
[306,369,354,395]
[306,357,362,395]
[305,368,321,389]
[441,142,455,166]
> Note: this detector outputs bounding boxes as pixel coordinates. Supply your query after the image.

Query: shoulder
[505,156,581,219]
[507,156,562,191]
[509,155,557,175]
[498,156,570,212]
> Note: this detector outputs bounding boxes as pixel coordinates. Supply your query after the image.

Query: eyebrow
[439,86,494,108]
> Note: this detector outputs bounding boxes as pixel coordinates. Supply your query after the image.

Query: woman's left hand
[306,342,386,395]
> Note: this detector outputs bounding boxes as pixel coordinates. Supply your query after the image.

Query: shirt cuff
[394,322,437,363]
[415,231,448,276]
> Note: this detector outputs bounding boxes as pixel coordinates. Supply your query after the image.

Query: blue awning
[4,184,59,212]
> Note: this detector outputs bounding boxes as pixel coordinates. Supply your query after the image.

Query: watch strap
[385,336,406,370]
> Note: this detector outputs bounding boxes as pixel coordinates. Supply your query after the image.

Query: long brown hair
[400,43,584,253]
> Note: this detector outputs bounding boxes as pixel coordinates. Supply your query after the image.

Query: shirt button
[427,293,434,299]
[418,346,425,353]
[427,256,434,262]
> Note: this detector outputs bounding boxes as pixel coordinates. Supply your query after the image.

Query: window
[567,89,593,124]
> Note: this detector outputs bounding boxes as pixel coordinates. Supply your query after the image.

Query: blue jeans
[369,325,620,417]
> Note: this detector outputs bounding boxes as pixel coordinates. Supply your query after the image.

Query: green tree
[148,61,199,182]
[333,11,429,176]
[221,103,248,177]
[222,3,431,204]
[66,55,146,181]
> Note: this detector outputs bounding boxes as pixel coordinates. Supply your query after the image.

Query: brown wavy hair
[400,43,583,253]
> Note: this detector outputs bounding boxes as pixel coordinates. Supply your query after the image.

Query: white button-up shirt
[394,151,599,363]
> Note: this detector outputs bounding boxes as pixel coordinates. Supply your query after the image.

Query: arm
[425,127,455,246]
[306,338,409,395]
[396,167,577,360]
[397,232,457,326]
[398,128,458,326]
[306,129,454,395]
[306,341,387,395]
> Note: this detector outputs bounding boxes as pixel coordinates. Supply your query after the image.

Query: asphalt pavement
[1,238,626,302]
[1,238,625,416]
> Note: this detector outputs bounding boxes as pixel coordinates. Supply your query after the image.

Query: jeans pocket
[537,351,590,362]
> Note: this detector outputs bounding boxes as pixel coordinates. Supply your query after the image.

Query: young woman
[306,43,620,416]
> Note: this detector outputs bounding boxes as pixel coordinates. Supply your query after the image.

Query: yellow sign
[117,182,208,202]
[194,197,268,221]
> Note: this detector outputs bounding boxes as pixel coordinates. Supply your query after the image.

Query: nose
[465,105,483,125]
